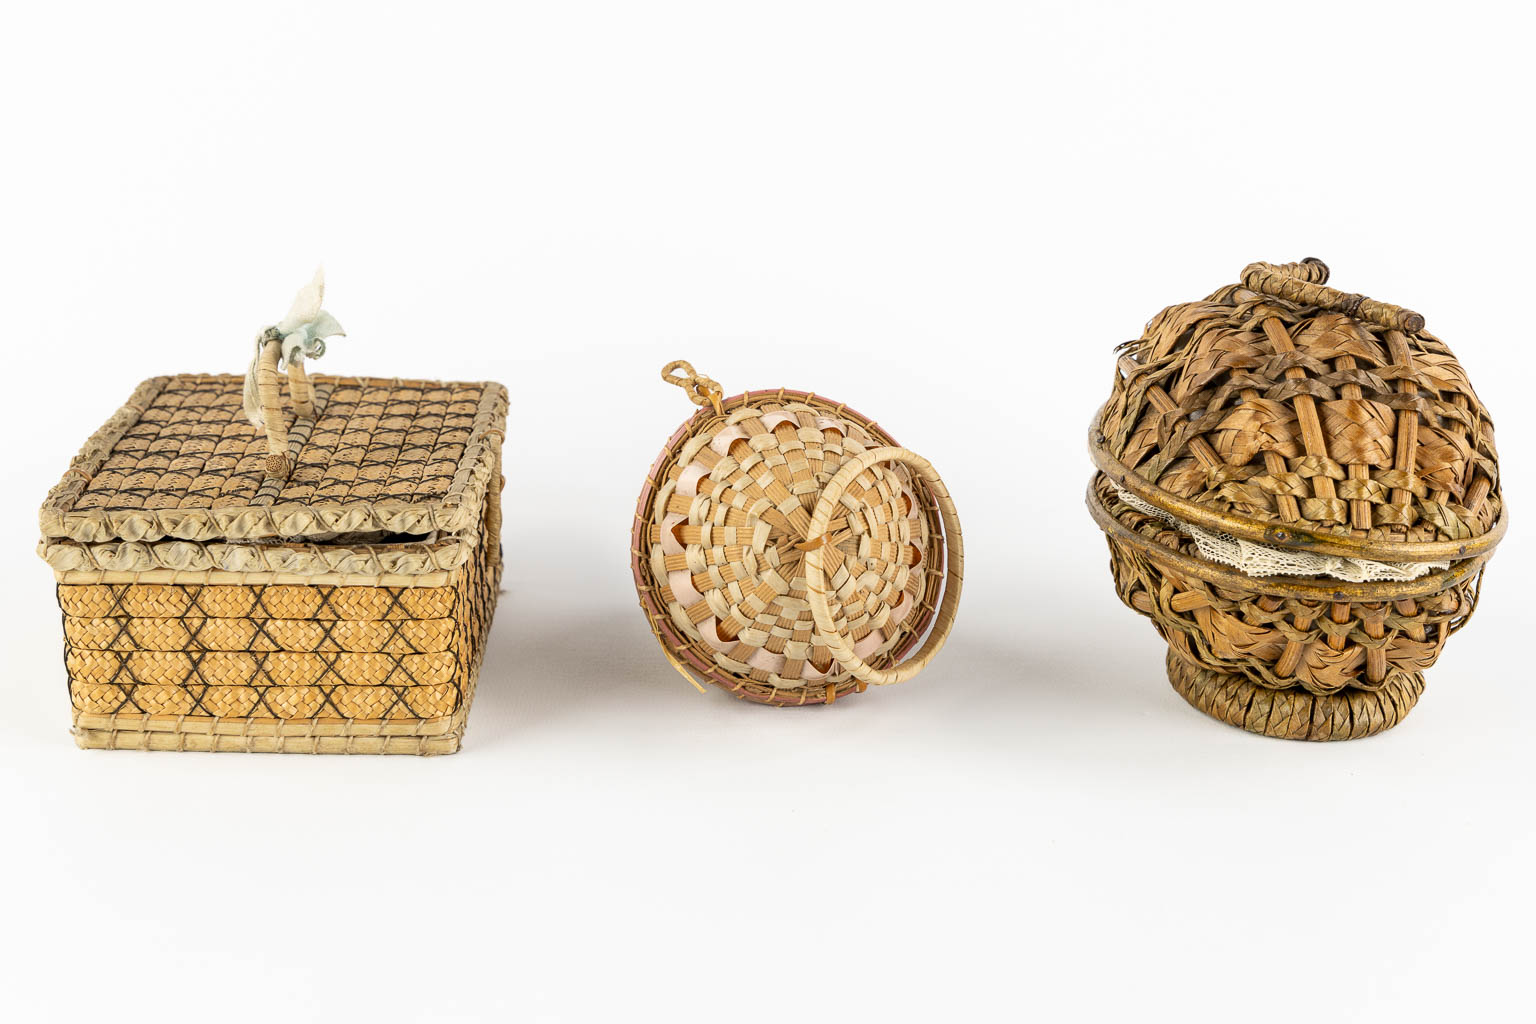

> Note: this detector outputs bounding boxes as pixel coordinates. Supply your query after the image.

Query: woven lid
[40,374,507,546]
[1091,259,1505,564]
[632,362,963,706]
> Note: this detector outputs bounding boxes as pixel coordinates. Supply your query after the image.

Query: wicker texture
[632,364,962,706]
[63,521,498,751]
[1089,260,1504,740]
[1092,477,1481,739]
[41,375,506,544]
[1096,259,1499,550]
[39,373,507,754]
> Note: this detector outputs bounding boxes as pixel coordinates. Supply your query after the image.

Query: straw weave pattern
[1096,470,1480,740]
[1089,260,1502,740]
[633,390,947,706]
[38,530,479,577]
[1098,264,1500,545]
[40,375,507,544]
[42,373,508,754]
[63,519,500,752]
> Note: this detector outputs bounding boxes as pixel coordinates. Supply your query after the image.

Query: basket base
[71,708,468,755]
[1164,650,1424,741]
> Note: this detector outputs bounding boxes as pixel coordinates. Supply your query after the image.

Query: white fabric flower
[276,267,345,364]
[242,268,347,428]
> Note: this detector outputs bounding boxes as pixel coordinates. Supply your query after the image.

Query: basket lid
[1091,259,1505,563]
[632,362,963,705]
[39,374,507,546]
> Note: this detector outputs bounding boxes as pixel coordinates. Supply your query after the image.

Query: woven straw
[1088,260,1505,740]
[40,375,504,545]
[631,362,963,706]
[40,373,507,754]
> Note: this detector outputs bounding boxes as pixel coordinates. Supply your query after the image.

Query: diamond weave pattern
[58,535,497,723]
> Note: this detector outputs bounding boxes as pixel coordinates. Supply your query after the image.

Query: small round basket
[632,361,963,705]
[1088,259,1506,740]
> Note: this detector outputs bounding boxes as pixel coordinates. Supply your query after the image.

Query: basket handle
[661,359,724,415]
[1241,258,1425,333]
[802,446,964,686]
[242,270,344,478]
[246,331,318,477]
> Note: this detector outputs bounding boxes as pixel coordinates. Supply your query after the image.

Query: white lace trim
[1113,485,1448,583]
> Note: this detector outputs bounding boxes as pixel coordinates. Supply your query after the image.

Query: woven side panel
[69,681,461,719]
[68,649,460,691]
[63,616,457,653]
[58,584,457,620]
[1096,478,1479,737]
[59,479,503,753]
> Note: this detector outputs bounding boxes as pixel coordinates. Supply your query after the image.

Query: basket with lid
[631,361,964,705]
[1087,259,1505,740]
[36,273,507,753]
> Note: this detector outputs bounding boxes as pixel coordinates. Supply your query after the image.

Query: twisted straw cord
[661,359,724,415]
[1242,260,1425,333]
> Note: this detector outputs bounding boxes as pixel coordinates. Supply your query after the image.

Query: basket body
[632,388,953,706]
[1088,260,1503,739]
[38,374,507,754]
[1091,476,1483,740]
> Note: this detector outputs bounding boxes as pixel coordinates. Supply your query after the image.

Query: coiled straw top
[632,362,963,706]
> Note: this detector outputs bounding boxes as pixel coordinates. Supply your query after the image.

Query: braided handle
[803,446,964,687]
[661,359,724,415]
[252,334,317,478]
[1242,259,1425,333]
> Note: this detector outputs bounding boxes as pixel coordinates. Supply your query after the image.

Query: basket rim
[38,375,508,546]
[1088,409,1508,564]
[1086,474,1493,602]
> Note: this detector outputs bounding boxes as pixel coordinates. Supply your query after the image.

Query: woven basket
[1088,259,1505,740]
[631,361,963,706]
[38,372,507,754]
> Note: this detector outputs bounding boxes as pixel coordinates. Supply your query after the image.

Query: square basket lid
[39,374,507,545]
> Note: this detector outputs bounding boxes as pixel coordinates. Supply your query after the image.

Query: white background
[2,2,1531,1021]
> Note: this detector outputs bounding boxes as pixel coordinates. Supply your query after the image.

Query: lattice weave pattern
[1098,260,1500,545]
[633,390,948,706]
[63,521,500,752]
[41,376,507,545]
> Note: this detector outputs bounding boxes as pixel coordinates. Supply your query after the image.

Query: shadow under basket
[38,374,507,754]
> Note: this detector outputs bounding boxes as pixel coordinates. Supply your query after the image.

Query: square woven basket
[37,373,507,754]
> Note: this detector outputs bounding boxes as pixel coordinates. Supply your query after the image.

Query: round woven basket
[1088,259,1506,740]
[632,361,963,706]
